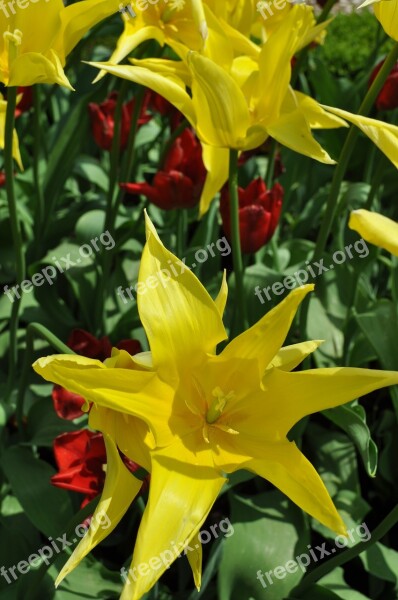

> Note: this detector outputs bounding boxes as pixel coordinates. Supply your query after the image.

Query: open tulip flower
[0,0,122,87]
[89,4,398,214]
[33,214,398,600]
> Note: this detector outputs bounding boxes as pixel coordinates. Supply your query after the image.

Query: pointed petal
[187,51,250,148]
[55,0,123,62]
[32,354,177,447]
[374,1,398,41]
[55,434,142,587]
[268,340,324,372]
[138,213,227,374]
[349,209,398,256]
[294,91,348,129]
[121,434,226,600]
[93,25,166,83]
[199,144,229,215]
[261,366,398,438]
[214,271,228,319]
[323,105,398,168]
[267,92,337,164]
[87,62,197,127]
[247,440,346,535]
[9,51,73,88]
[221,285,314,374]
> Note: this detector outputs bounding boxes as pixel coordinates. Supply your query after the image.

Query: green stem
[292,504,398,596]
[5,87,25,402]
[16,324,74,433]
[314,41,398,261]
[229,149,247,335]
[176,209,187,258]
[33,85,44,238]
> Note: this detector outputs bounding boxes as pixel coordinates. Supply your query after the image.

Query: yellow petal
[268,340,324,372]
[349,209,398,256]
[55,434,143,587]
[261,366,398,438]
[214,271,228,320]
[199,144,229,215]
[9,51,73,89]
[267,91,336,164]
[323,105,398,169]
[87,62,197,127]
[374,0,398,41]
[246,440,346,535]
[220,285,314,375]
[295,91,348,130]
[187,51,250,148]
[32,354,177,447]
[120,434,226,600]
[138,213,227,374]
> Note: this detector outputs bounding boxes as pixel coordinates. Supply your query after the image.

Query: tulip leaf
[25,399,79,447]
[360,542,398,584]
[322,404,378,477]
[355,300,398,417]
[1,446,74,537]
[218,490,310,600]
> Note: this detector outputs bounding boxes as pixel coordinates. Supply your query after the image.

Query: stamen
[206,386,235,424]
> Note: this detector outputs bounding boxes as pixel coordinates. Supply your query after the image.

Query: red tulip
[0,172,5,187]
[147,90,183,129]
[120,128,206,210]
[88,91,151,151]
[51,430,106,507]
[51,429,148,507]
[52,329,142,420]
[369,59,398,111]
[220,178,283,254]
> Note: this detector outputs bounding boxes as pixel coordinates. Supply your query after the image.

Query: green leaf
[218,490,310,600]
[317,566,371,600]
[360,542,398,584]
[323,404,378,477]
[1,446,74,537]
[26,399,79,447]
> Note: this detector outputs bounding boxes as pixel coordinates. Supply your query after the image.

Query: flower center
[206,386,235,424]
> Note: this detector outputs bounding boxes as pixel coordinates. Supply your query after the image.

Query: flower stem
[229,149,247,335]
[33,85,44,238]
[5,86,25,401]
[292,504,398,595]
[314,41,398,261]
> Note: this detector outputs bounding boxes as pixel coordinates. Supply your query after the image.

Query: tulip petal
[349,209,398,256]
[200,144,229,215]
[93,25,166,83]
[87,62,197,127]
[374,0,398,41]
[215,271,228,319]
[138,213,227,373]
[268,340,324,371]
[55,434,142,587]
[120,434,226,600]
[187,52,250,148]
[261,366,398,437]
[323,105,398,168]
[32,354,177,447]
[9,51,73,89]
[246,440,346,535]
[267,93,337,164]
[221,285,314,374]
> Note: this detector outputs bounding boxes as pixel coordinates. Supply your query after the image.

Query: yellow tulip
[0,0,122,87]
[359,0,398,41]
[33,214,398,600]
[89,5,345,213]
[0,93,22,167]
[349,209,398,256]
